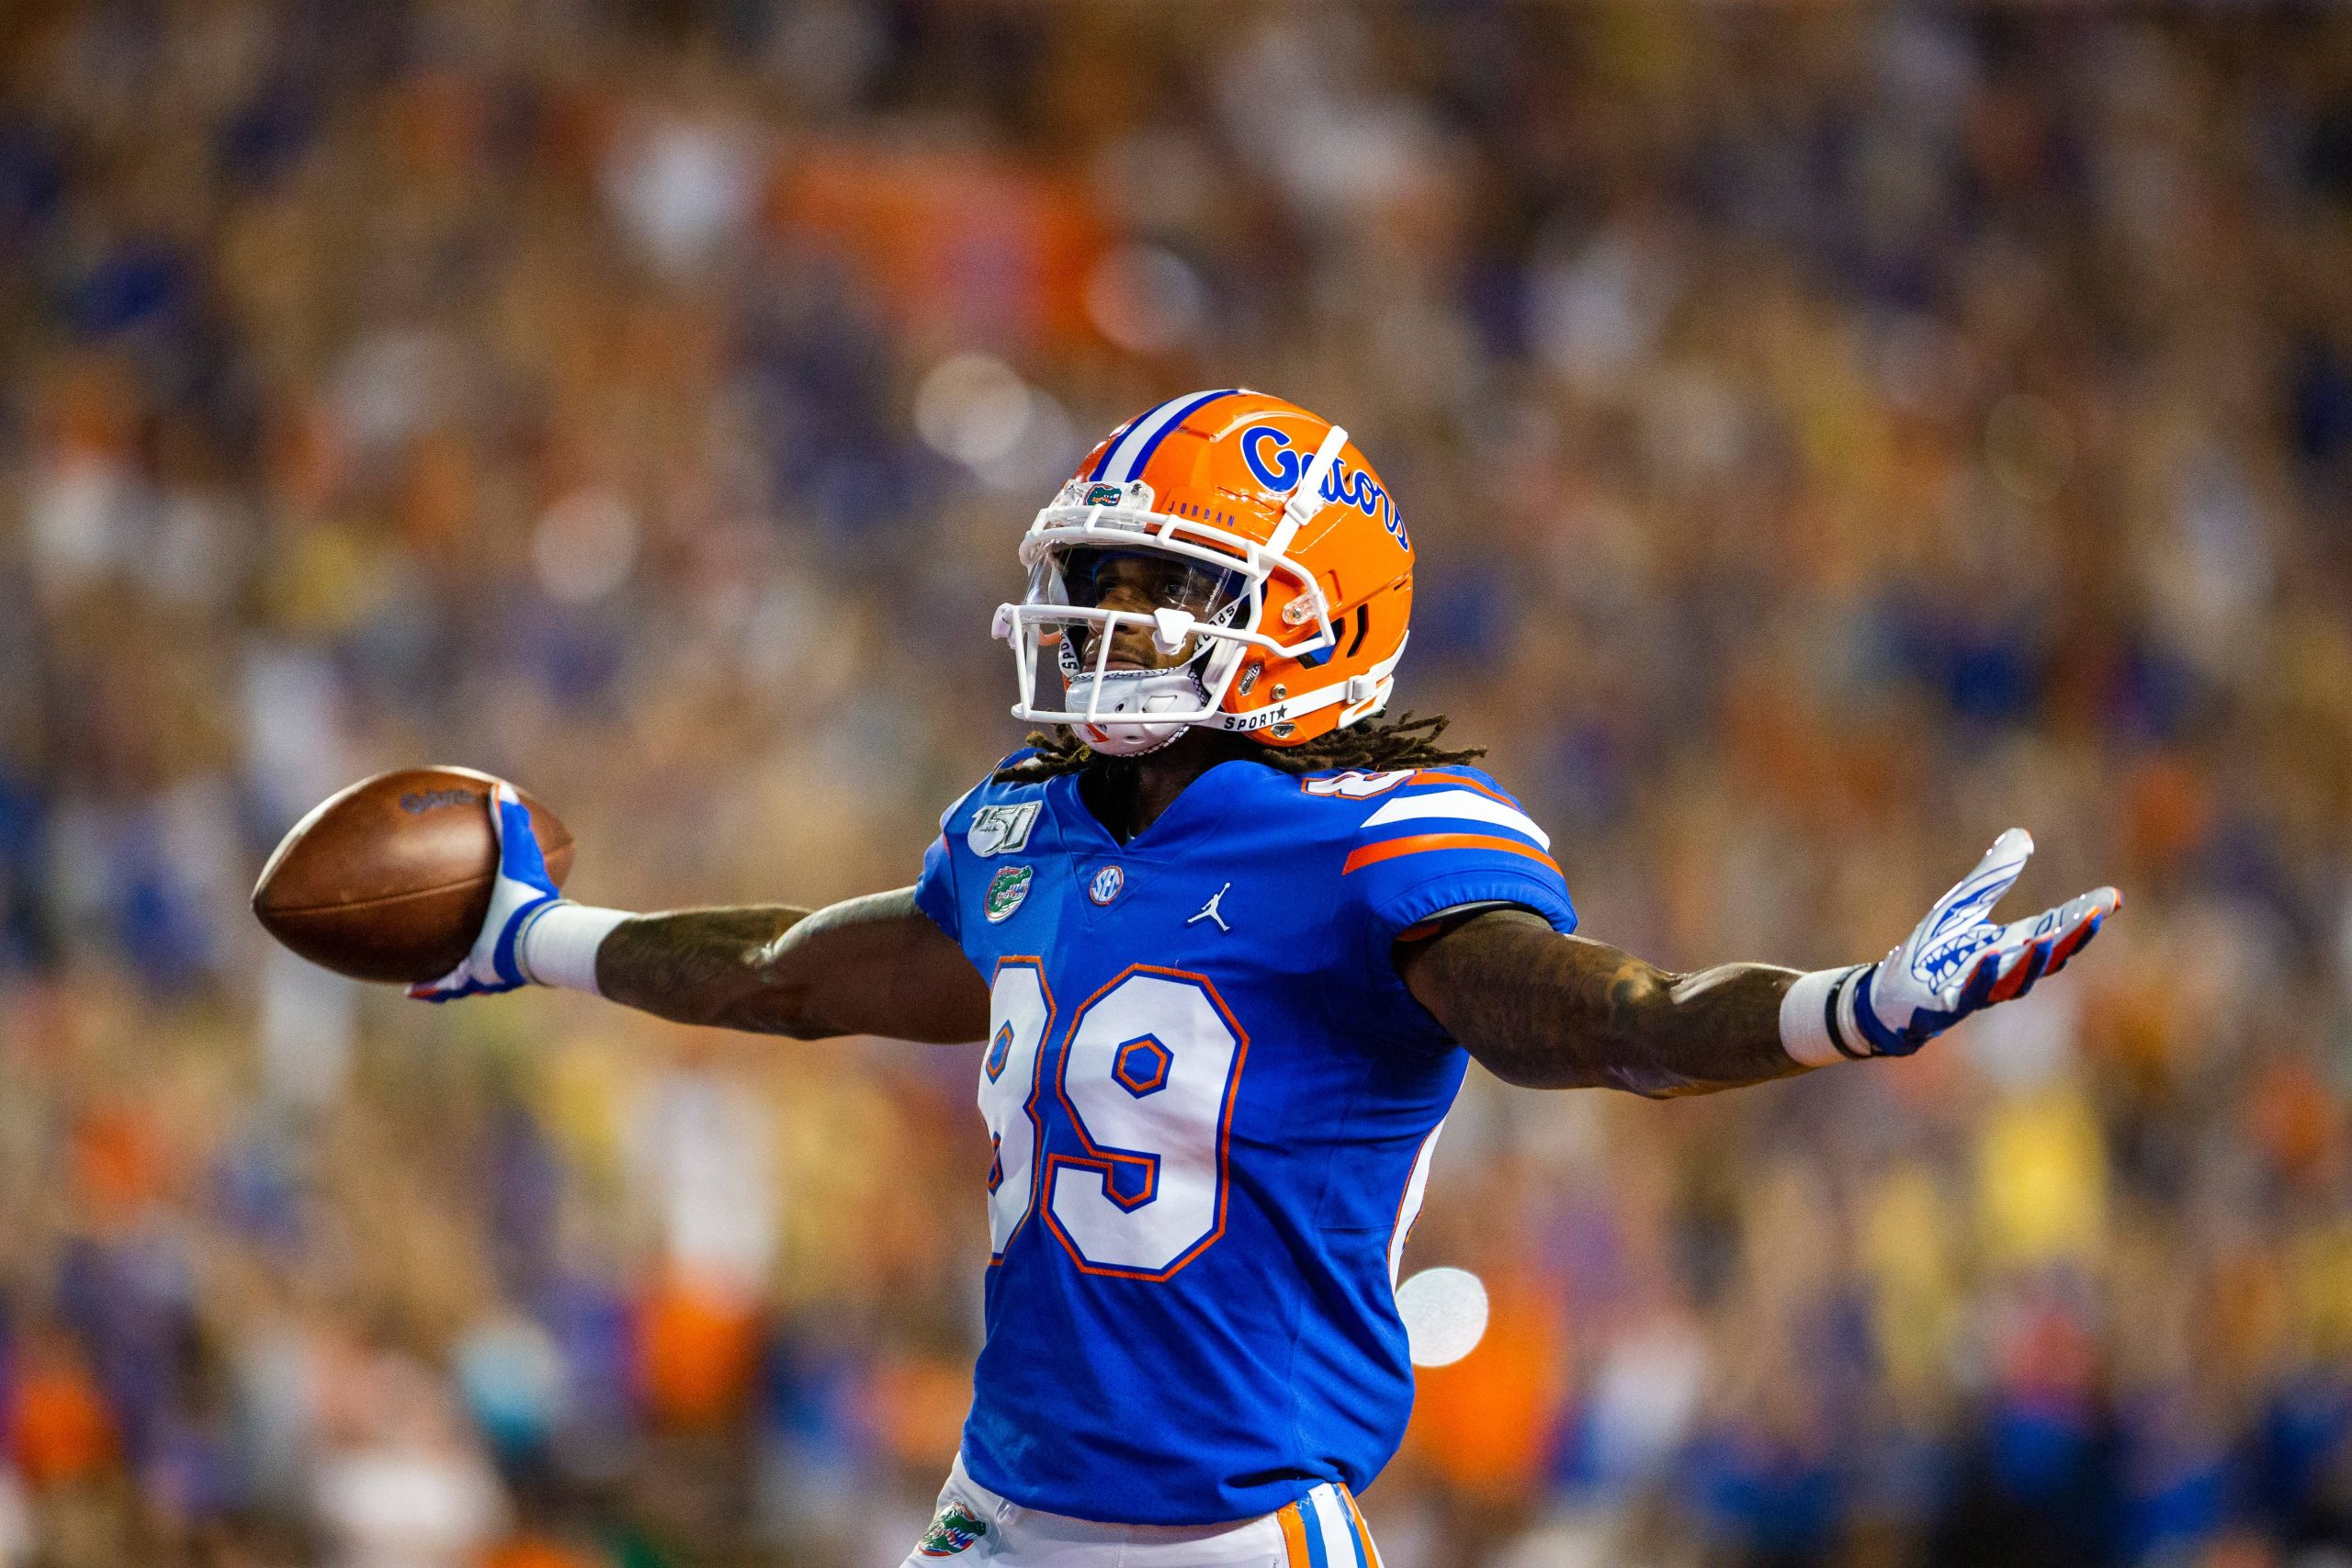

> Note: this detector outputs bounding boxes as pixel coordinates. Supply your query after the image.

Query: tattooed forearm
[598,905,812,1031]
[1398,909,1806,1097]
[595,887,989,1043]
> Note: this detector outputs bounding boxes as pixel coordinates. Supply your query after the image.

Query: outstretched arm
[596,889,988,1042]
[408,782,987,1042]
[1402,829,2120,1099]
[1399,912,1803,1096]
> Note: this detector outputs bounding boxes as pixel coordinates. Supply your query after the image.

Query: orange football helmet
[993,389,1414,755]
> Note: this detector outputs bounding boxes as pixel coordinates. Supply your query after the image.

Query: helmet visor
[1026,546,1250,666]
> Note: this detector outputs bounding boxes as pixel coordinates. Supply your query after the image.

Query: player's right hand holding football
[1781,829,2120,1065]
[409,781,564,1002]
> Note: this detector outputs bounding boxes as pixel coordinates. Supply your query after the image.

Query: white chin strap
[1060,667,1207,756]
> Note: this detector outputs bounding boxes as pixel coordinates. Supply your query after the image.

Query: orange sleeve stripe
[1409,770,1521,808]
[1277,1501,1312,1568]
[1341,832,1561,877]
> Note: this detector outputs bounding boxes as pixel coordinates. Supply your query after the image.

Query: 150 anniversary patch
[968,802,1040,857]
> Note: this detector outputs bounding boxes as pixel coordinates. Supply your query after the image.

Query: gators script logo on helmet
[991,389,1413,755]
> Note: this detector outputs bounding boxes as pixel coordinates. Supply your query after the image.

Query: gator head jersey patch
[916,1502,989,1556]
[984,864,1034,922]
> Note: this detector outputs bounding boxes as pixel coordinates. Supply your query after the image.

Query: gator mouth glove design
[1781,829,2120,1066]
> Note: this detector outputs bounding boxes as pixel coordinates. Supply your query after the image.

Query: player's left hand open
[409,781,561,1002]
[1832,829,2120,1057]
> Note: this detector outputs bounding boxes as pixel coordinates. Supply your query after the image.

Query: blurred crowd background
[2,3,2351,1565]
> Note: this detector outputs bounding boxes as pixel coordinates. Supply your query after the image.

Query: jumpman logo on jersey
[1187,882,1232,932]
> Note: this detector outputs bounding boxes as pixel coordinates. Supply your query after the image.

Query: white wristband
[1780,964,1872,1067]
[517,902,631,995]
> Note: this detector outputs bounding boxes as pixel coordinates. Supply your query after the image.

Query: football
[251,767,574,984]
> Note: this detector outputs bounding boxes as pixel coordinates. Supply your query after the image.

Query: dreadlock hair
[993,712,1483,784]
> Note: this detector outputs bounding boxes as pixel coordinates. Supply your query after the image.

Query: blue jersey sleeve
[915,753,1045,946]
[913,828,960,942]
[1332,767,1577,1051]
[913,774,988,944]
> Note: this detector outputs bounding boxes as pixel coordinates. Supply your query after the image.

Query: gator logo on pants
[917,1502,989,1556]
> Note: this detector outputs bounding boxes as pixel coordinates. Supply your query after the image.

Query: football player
[417,391,2119,1566]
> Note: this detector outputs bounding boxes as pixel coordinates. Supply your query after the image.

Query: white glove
[1784,829,2120,1065]
[408,781,562,1002]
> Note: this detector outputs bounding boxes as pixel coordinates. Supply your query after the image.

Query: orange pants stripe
[1277,1499,1313,1567]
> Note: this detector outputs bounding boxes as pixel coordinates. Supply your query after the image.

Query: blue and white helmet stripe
[1087,388,1245,483]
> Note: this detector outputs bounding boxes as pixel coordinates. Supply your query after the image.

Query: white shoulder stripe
[1361,789,1552,851]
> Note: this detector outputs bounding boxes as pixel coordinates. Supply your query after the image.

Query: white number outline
[979,956,1055,1263]
[1040,964,1250,1282]
[1388,1122,1443,1285]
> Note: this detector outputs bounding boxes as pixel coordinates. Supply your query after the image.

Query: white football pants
[899,1454,1384,1568]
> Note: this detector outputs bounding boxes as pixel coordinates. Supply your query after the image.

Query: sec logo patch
[1088,864,1125,906]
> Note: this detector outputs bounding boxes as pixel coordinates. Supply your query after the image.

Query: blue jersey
[912,755,1577,1526]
